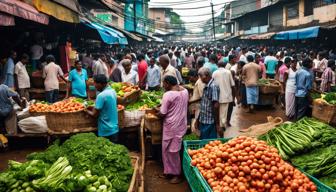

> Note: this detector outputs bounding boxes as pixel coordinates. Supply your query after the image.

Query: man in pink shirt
[137,54,148,89]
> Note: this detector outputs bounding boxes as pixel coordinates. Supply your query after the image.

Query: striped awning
[0,0,49,25]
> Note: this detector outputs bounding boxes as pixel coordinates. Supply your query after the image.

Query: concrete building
[90,0,125,29]
[222,0,336,39]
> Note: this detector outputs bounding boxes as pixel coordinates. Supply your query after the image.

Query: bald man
[159,55,179,86]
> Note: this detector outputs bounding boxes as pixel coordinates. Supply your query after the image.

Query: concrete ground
[0,105,287,192]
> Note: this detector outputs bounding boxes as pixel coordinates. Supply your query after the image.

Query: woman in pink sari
[157,75,189,184]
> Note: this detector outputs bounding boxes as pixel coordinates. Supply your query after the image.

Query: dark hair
[197,56,205,68]
[163,75,178,86]
[46,55,55,63]
[218,60,226,67]
[94,74,108,84]
[137,53,145,61]
[302,57,312,68]
[209,54,217,63]
[21,53,29,61]
[284,57,292,64]
[228,54,236,62]
[328,59,335,68]
[247,55,254,62]
[188,69,198,77]
[238,61,246,66]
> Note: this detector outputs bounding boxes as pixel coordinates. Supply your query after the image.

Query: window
[312,0,336,8]
[287,2,299,19]
[304,0,313,16]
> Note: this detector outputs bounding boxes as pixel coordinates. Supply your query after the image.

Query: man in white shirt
[30,44,43,71]
[43,55,67,103]
[121,59,139,85]
[93,54,109,79]
[212,60,235,131]
[159,55,179,86]
[239,48,248,64]
[14,54,30,100]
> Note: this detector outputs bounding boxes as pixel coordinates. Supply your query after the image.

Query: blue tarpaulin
[274,26,320,40]
[81,19,128,45]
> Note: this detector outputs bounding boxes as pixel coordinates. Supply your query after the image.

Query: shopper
[146,57,161,91]
[86,74,119,143]
[157,75,188,184]
[109,59,122,83]
[3,51,17,89]
[196,67,221,139]
[137,54,148,89]
[93,54,109,79]
[212,60,235,131]
[121,59,139,85]
[295,58,313,120]
[67,60,89,99]
[320,59,336,92]
[204,54,218,74]
[284,59,297,119]
[264,51,278,78]
[14,54,30,100]
[242,55,261,113]
[159,55,179,86]
[43,55,67,103]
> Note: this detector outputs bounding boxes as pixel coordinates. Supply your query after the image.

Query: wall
[284,0,336,27]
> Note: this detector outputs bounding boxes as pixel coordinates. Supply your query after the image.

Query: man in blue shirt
[295,58,313,120]
[86,74,119,142]
[146,57,161,91]
[264,51,278,79]
[204,54,218,74]
[67,61,89,98]
[3,51,17,89]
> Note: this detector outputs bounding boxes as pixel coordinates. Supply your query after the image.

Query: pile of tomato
[188,136,317,192]
[29,98,85,113]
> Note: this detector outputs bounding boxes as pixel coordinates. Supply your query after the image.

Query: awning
[32,0,79,23]
[152,36,164,42]
[51,0,80,13]
[240,32,275,40]
[0,12,15,26]
[133,32,155,41]
[81,18,128,45]
[0,0,49,25]
[274,26,320,40]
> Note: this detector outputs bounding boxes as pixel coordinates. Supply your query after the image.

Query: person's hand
[194,120,199,130]
[217,124,223,138]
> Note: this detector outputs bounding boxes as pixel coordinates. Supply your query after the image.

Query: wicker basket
[117,90,141,106]
[312,99,336,125]
[259,79,281,94]
[31,111,97,133]
[118,109,124,127]
[144,114,162,144]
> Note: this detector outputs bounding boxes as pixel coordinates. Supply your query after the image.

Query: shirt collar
[206,78,214,87]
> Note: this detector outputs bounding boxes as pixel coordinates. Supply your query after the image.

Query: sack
[120,110,145,128]
[239,116,283,137]
[18,116,48,133]
[17,107,30,120]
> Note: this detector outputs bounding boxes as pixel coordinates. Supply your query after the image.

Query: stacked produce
[0,133,133,192]
[188,136,317,192]
[29,98,85,113]
[110,82,139,98]
[183,133,199,141]
[126,90,163,111]
[257,79,280,86]
[315,92,336,105]
[259,118,336,190]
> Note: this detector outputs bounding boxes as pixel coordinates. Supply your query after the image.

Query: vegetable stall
[183,118,336,192]
[257,79,281,106]
[0,133,139,192]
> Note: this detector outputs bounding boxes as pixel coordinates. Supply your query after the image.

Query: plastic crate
[304,173,336,192]
[183,138,335,192]
[182,138,229,192]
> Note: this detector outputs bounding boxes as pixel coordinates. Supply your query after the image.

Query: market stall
[257,79,281,106]
[183,117,336,192]
[0,133,140,192]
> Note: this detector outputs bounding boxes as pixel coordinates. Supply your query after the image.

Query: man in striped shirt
[195,67,221,139]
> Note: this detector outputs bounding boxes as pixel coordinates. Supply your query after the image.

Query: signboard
[124,0,146,35]
[96,13,112,23]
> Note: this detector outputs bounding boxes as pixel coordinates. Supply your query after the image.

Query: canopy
[0,12,15,26]
[152,36,164,42]
[32,0,79,23]
[274,26,320,40]
[0,0,49,25]
[240,32,275,40]
[81,18,128,45]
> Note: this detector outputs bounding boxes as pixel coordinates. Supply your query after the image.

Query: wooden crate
[312,99,336,125]
[117,90,141,106]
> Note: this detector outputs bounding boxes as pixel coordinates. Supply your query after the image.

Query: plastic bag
[18,116,48,133]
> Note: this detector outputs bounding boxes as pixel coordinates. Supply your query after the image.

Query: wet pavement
[0,105,287,192]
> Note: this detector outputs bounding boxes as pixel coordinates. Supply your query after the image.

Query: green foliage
[126,90,163,110]
[324,92,336,105]
[183,133,199,141]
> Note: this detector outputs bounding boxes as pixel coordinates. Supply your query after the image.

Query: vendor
[0,84,25,134]
[85,74,118,143]
[156,75,189,184]
[67,60,89,99]
[121,59,139,85]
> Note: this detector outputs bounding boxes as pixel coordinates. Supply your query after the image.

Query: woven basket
[144,114,162,144]
[312,99,336,125]
[259,79,281,94]
[117,90,141,106]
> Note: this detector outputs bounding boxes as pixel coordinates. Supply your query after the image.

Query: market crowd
[1,44,336,184]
